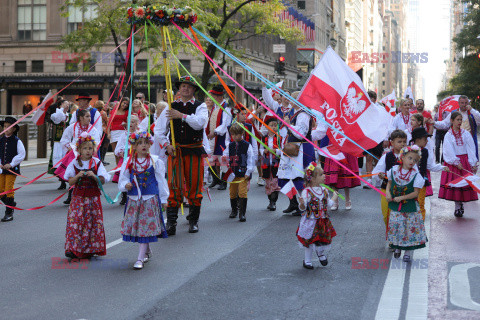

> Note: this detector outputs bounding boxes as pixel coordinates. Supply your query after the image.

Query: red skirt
[112,157,124,183]
[439,154,478,202]
[324,153,361,189]
[296,217,337,247]
[54,150,75,181]
[426,171,433,197]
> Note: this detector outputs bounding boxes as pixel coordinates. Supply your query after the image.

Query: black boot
[283,197,299,213]
[58,180,67,190]
[267,194,274,211]
[270,191,278,211]
[63,189,73,205]
[208,167,220,188]
[229,198,238,218]
[238,198,247,222]
[188,206,200,233]
[218,180,227,190]
[166,207,179,236]
[1,197,15,222]
[120,192,127,206]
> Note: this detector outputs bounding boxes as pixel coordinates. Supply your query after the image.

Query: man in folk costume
[433,95,480,160]
[206,85,232,191]
[69,92,103,136]
[261,86,295,120]
[157,76,208,234]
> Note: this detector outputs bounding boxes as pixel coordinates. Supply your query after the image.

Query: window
[179,59,191,72]
[136,59,148,72]
[83,59,95,72]
[65,60,79,72]
[297,1,306,10]
[17,0,47,41]
[32,60,43,73]
[15,61,27,73]
[67,4,98,34]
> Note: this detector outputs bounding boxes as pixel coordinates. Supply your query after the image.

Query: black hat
[209,85,225,96]
[264,116,278,126]
[76,92,92,101]
[411,127,432,142]
[0,116,20,133]
[175,76,199,91]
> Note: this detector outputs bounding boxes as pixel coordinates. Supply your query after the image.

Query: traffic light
[277,56,286,75]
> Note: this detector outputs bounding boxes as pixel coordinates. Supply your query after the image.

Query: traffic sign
[273,44,286,53]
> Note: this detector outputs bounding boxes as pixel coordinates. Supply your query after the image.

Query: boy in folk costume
[372,130,407,228]
[259,116,281,211]
[0,117,26,222]
[222,123,255,222]
[206,85,232,191]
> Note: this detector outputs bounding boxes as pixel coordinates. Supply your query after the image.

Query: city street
[1,158,479,320]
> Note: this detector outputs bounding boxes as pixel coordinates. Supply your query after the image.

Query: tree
[441,0,480,107]
[59,0,304,98]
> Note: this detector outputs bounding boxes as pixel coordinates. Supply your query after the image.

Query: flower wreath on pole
[127,5,198,28]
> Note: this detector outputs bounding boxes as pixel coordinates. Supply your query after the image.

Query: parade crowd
[0,77,479,270]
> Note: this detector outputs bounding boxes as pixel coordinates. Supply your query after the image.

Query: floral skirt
[324,153,361,189]
[265,176,280,195]
[387,207,427,250]
[439,154,478,202]
[65,195,106,258]
[296,217,337,247]
[121,196,168,243]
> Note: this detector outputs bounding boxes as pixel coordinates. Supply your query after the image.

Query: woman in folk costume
[118,132,169,270]
[205,85,232,191]
[388,99,413,137]
[277,92,315,215]
[49,99,72,190]
[438,111,478,217]
[56,109,102,205]
[63,133,110,259]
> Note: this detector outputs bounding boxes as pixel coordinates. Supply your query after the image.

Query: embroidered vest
[0,135,21,174]
[228,140,250,178]
[128,165,159,197]
[261,135,279,179]
[73,165,100,197]
[303,188,328,219]
[381,152,399,189]
[388,171,418,213]
[170,100,205,155]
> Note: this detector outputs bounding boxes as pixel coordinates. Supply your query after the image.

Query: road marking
[375,260,406,319]
[449,263,480,311]
[405,198,430,319]
[106,238,123,249]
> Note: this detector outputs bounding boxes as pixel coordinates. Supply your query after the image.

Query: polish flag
[447,173,480,193]
[297,47,390,156]
[380,90,397,116]
[321,145,346,162]
[222,168,235,183]
[438,95,461,120]
[280,180,298,199]
[31,91,54,125]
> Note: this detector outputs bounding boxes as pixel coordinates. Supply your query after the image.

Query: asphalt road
[1,157,478,320]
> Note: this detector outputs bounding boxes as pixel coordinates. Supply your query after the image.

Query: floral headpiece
[76,132,95,149]
[305,161,318,182]
[400,145,421,157]
[128,131,154,145]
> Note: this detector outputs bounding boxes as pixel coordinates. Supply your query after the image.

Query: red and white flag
[280,180,298,199]
[380,90,397,116]
[438,95,461,120]
[222,168,235,183]
[320,145,346,162]
[447,173,480,193]
[31,91,54,125]
[297,47,390,156]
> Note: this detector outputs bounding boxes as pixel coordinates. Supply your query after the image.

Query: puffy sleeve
[203,129,211,155]
[93,111,103,135]
[10,139,26,167]
[95,159,111,182]
[50,108,67,124]
[464,130,478,166]
[64,161,77,180]
[114,133,127,157]
[442,132,461,165]
[154,108,169,148]
[289,112,310,140]
[118,162,131,193]
[434,113,451,131]
[413,172,425,189]
[261,87,280,114]
[251,137,258,159]
[60,123,75,151]
[470,108,480,125]
[153,156,169,204]
[299,188,310,210]
[426,150,445,172]
[214,105,232,136]
[139,117,149,132]
[185,102,208,130]
[311,123,328,141]
[90,128,102,147]
[245,144,255,177]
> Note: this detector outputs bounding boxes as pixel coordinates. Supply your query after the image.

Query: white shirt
[442,129,477,167]
[288,111,311,141]
[213,101,233,136]
[388,113,411,136]
[261,87,291,116]
[60,123,101,152]
[0,137,26,169]
[50,108,68,124]
[69,107,103,136]
[64,157,110,182]
[118,154,169,204]
[387,165,425,189]
[139,117,150,133]
[222,141,255,177]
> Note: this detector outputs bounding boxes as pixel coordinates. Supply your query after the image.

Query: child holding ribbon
[118,132,169,270]
[438,111,478,217]
[385,145,427,262]
[63,133,110,259]
[297,162,338,269]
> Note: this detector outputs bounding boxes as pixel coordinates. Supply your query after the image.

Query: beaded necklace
[398,167,414,182]
[401,113,410,126]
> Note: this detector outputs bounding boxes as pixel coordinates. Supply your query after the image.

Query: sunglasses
[136,96,142,99]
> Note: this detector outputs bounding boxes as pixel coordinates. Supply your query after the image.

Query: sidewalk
[23,139,51,167]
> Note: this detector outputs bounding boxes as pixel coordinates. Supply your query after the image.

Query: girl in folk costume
[63,133,110,259]
[297,162,338,269]
[49,99,71,190]
[113,114,140,206]
[277,92,315,215]
[259,116,281,211]
[118,132,169,270]
[411,127,449,221]
[56,109,102,205]
[249,100,268,186]
[0,117,26,222]
[386,145,427,262]
[438,111,479,217]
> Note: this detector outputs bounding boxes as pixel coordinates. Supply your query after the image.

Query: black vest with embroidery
[0,135,21,174]
[228,140,250,178]
[170,99,205,156]
[287,111,313,143]
[381,151,399,189]
[261,135,279,179]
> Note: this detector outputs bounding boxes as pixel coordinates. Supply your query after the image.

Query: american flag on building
[278,6,315,42]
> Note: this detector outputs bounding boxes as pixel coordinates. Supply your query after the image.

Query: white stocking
[138,243,148,261]
[316,244,331,258]
[304,246,313,264]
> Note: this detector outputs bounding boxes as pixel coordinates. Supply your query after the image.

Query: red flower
[128,8,133,18]
[134,7,145,18]
[146,15,151,19]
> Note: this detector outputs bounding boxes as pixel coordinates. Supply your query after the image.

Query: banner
[31,91,54,125]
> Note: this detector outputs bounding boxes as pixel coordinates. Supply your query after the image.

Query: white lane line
[375,260,407,320]
[405,198,430,319]
[106,238,123,249]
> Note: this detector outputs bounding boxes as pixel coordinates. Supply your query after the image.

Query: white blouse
[118,154,169,204]
[387,165,425,189]
[60,123,101,152]
[442,129,477,167]
[64,157,110,182]
[388,113,411,136]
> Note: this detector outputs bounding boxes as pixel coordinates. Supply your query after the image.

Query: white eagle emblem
[340,83,370,124]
